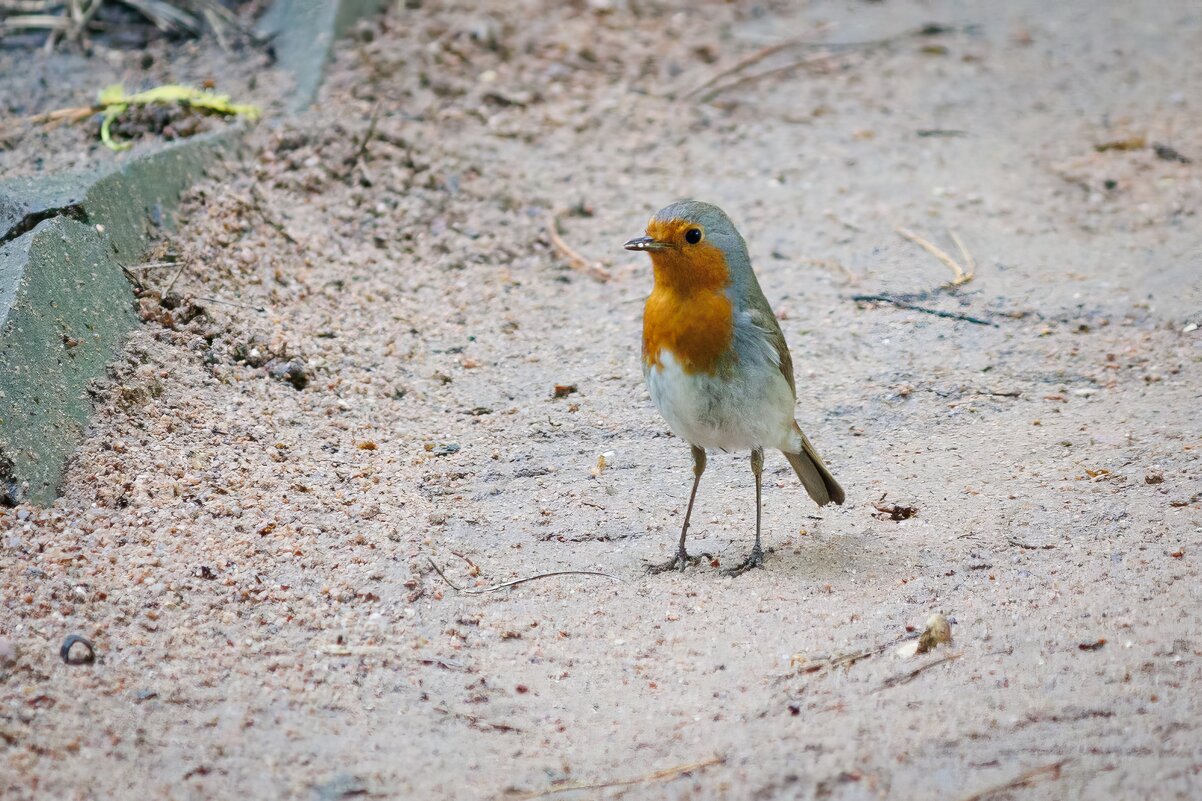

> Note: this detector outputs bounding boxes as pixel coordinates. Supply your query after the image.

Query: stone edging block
[0,130,238,505]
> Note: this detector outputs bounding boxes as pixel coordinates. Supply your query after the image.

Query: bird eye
[684,228,702,244]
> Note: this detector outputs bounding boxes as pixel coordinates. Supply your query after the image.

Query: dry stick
[250,186,298,245]
[684,24,957,101]
[1007,538,1055,550]
[193,296,266,313]
[679,24,832,99]
[957,760,1072,801]
[64,0,101,43]
[793,632,919,675]
[697,52,838,102]
[203,7,229,52]
[160,261,189,297]
[2,13,71,30]
[427,557,617,595]
[25,105,98,127]
[513,755,725,800]
[895,226,974,286]
[851,294,996,327]
[876,653,961,691]
[343,101,382,181]
[546,211,611,283]
[948,229,976,278]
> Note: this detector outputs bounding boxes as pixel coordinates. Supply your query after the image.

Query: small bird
[624,200,845,576]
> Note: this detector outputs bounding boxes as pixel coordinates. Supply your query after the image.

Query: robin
[624,200,845,576]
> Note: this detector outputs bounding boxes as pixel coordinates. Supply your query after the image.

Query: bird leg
[647,445,706,573]
[724,447,766,577]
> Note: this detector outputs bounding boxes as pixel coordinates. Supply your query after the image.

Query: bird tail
[784,427,845,507]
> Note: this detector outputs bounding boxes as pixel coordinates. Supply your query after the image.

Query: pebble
[0,638,17,667]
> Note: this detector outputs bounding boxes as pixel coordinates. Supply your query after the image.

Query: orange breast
[643,287,734,374]
[641,238,734,375]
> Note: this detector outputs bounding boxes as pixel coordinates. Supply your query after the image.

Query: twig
[948,229,976,279]
[249,186,298,245]
[679,24,832,99]
[957,760,1071,801]
[449,550,480,576]
[682,24,967,102]
[203,6,229,52]
[427,557,618,595]
[789,631,919,675]
[1007,538,1055,550]
[895,226,974,286]
[917,128,969,137]
[2,13,71,30]
[160,260,188,296]
[695,52,837,102]
[512,755,725,800]
[342,101,382,181]
[120,0,199,32]
[25,105,97,127]
[876,653,960,690]
[546,211,611,283]
[851,294,997,327]
[193,296,266,313]
[69,0,102,43]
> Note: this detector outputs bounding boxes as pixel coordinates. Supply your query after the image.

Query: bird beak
[624,235,669,252]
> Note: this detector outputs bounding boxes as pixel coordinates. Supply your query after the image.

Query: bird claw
[722,545,766,577]
[645,549,700,574]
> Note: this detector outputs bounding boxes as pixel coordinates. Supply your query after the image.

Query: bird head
[624,200,751,294]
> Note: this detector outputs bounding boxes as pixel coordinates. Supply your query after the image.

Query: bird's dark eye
[684,228,702,244]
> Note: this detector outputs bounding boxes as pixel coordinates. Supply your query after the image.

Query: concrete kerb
[259,0,391,111]
[0,130,238,505]
[0,0,388,506]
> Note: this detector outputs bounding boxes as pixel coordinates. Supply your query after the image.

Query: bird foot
[722,544,766,577]
[645,548,701,574]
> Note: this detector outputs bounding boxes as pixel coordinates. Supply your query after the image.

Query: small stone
[0,638,17,667]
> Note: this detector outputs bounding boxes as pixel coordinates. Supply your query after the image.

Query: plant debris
[916,613,953,654]
[873,494,918,521]
[1153,143,1192,163]
[98,84,259,150]
[894,613,953,657]
[957,760,1071,801]
[28,83,260,151]
[511,755,725,800]
[894,226,975,287]
[1094,136,1146,153]
[427,557,619,595]
[877,653,961,691]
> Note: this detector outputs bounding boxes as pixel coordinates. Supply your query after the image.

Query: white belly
[646,350,799,452]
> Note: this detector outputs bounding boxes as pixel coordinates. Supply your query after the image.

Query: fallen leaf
[916,613,953,654]
[1094,136,1146,152]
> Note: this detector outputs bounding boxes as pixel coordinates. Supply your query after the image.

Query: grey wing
[745,306,796,397]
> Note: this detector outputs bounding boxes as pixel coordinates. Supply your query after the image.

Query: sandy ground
[3,1,1202,799]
